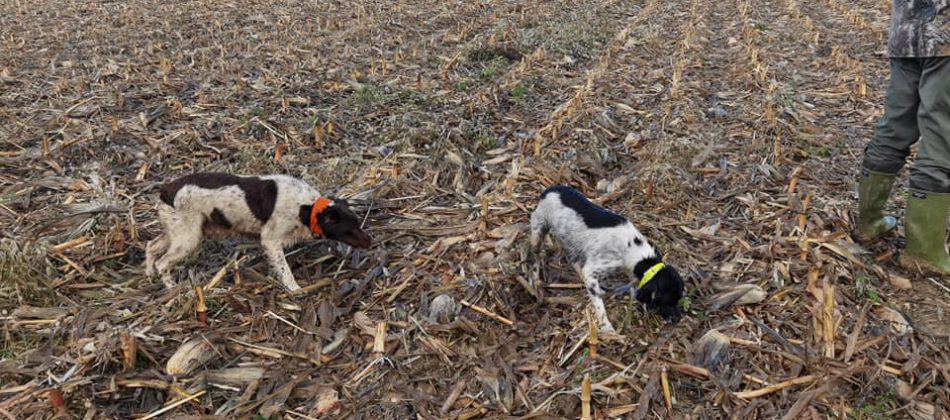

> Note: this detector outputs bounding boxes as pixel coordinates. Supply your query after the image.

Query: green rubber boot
[900,189,950,276]
[854,169,898,243]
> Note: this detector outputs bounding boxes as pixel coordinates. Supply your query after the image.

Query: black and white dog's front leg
[261,237,302,292]
[574,260,619,333]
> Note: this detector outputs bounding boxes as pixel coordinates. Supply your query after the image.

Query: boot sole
[851,228,895,245]
[899,254,950,276]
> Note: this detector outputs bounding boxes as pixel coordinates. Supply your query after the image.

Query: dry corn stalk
[707,284,767,312]
[166,335,220,376]
[120,330,137,371]
[313,123,324,148]
[588,308,598,359]
[373,321,387,355]
[459,300,514,325]
[205,367,265,386]
[822,280,836,358]
[195,286,207,325]
[660,365,673,411]
[581,373,592,420]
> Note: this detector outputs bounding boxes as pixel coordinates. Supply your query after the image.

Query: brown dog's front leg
[262,240,301,292]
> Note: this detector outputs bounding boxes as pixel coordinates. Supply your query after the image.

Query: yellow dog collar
[638,262,665,289]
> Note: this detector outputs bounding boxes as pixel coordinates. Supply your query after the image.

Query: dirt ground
[2,0,950,419]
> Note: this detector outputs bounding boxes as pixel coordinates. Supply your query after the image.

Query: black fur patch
[633,237,644,246]
[540,185,626,228]
[634,256,684,322]
[160,172,278,223]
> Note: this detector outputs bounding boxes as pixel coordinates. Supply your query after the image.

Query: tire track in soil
[730,0,879,174]
[333,0,638,156]
[433,0,644,155]
[778,0,890,193]
[318,0,553,145]
[818,0,890,42]
[524,0,660,154]
[531,0,682,163]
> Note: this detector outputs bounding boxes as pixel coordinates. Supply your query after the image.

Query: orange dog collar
[309,197,333,236]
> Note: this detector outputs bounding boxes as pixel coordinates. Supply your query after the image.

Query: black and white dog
[145,172,372,291]
[530,185,684,331]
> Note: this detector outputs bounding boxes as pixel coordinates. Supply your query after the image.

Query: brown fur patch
[208,208,232,229]
[160,172,278,223]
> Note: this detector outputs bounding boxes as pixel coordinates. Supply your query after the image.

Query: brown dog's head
[300,197,372,249]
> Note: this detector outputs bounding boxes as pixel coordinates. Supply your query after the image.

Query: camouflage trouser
[862,57,950,193]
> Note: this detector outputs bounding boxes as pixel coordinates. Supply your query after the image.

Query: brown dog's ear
[298,204,313,227]
[321,208,338,224]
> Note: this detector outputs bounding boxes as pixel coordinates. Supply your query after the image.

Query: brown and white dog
[145,172,372,291]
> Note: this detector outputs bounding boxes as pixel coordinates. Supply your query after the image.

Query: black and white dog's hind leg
[528,211,551,291]
[529,210,550,261]
[144,232,169,279]
[151,206,204,288]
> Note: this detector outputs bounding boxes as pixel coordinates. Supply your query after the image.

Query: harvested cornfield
[2,0,949,419]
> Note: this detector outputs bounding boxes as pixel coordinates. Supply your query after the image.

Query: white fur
[530,190,658,332]
[145,175,325,291]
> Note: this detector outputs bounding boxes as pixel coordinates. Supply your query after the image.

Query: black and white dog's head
[633,257,685,322]
[298,197,372,249]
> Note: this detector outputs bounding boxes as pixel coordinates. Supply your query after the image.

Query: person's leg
[856,59,923,243]
[909,57,950,193]
[863,58,923,173]
[901,57,950,275]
